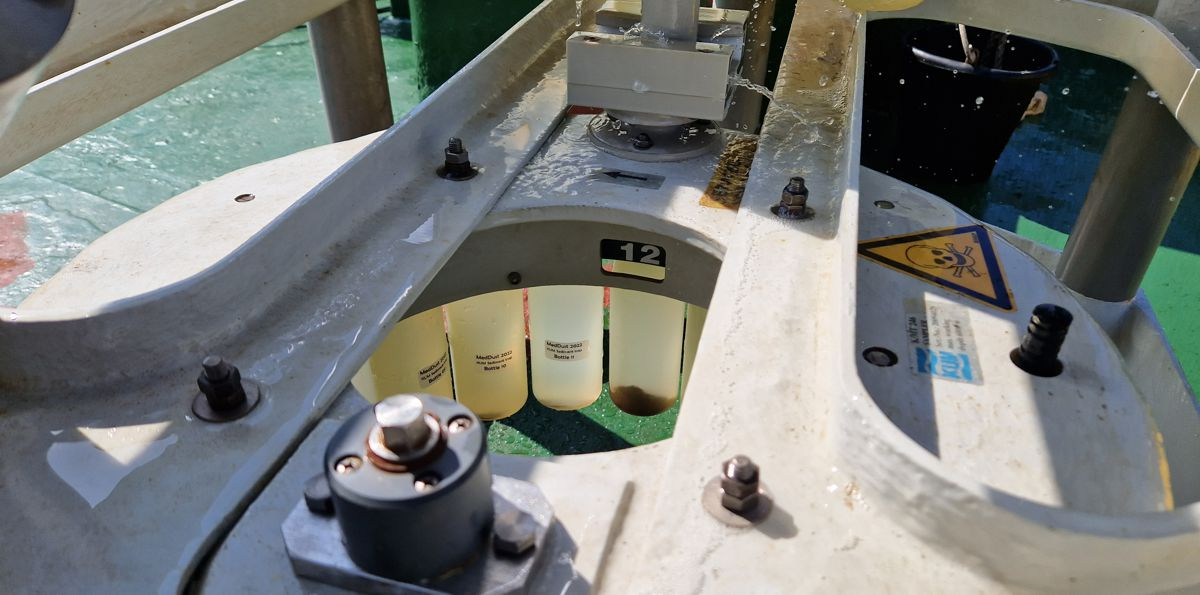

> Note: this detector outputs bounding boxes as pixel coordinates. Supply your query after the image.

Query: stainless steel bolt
[492,509,537,556]
[720,455,761,513]
[375,395,433,455]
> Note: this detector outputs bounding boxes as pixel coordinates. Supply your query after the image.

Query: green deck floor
[0,25,1195,457]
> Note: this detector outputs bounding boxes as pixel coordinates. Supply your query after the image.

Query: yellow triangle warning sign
[858,224,1015,311]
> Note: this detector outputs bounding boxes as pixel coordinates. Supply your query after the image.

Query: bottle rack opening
[352,286,708,456]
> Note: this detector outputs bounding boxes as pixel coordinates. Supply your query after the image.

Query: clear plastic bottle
[608,288,686,416]
[528,285,603,410]
[680,304,708,396]
[352,306,452,403]
[445,290,528,420]
[842,0,925,12]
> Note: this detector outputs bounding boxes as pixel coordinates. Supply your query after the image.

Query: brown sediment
[699,135,758,211]
[610,385,677,417]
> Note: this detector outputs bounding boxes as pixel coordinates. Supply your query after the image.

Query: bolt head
[375,396,433,454]
[492,509,537,556]
[447,416,473,433]
[723,455,759,482]
[201,355,233,381]
[334,455,362,474]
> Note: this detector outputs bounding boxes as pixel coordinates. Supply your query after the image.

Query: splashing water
[729,75,806,121]
[575,0,583,26]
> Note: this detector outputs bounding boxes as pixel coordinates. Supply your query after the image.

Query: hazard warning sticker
[858,224,1015,312]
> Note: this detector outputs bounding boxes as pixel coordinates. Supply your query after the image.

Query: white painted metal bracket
[567,31,735,120]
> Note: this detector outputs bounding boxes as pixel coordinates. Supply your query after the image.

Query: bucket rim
[907,25,1060,81]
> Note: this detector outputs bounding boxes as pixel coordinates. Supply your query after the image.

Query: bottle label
[544,340,589,361]
[475,350,515,372]
[418,352,449,387]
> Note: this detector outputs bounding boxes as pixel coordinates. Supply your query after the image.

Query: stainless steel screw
[335,455,363,474]
[448,416,473,434]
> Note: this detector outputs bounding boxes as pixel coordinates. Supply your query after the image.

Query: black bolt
[304,474,334,516]
[632,133,654,150]
[773,176,814,220]
[785,176,807,196]
[437,137,477,181]
[197,355,247,412]
[1010,304,1073,377]
[507,271,522,285]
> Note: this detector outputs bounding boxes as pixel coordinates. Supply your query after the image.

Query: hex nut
[721,490,760,513]
[492,509,537,556]
[721,476,759,500]
[444,150,470,165]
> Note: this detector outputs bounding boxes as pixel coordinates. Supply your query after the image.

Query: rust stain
[0,212,33,289]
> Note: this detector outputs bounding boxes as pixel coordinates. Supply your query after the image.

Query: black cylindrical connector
[325,394,492,582]
[1010,304,1073,377]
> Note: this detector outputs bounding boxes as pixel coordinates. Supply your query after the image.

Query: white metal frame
[4,0,1200,592]
[0,0,350,177]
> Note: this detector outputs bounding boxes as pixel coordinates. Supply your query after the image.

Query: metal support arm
[309,0,394,141]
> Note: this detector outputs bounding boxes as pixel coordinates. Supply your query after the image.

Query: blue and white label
[905,300,983,385]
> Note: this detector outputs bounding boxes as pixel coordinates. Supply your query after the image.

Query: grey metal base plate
[587,114,722,162]
[283,475,579,594]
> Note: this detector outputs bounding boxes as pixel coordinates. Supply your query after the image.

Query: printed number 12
[619,242,662,266]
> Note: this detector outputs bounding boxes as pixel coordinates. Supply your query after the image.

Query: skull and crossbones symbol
[905,243,980,278]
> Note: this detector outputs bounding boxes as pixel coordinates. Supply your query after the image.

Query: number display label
[601,239,667,281]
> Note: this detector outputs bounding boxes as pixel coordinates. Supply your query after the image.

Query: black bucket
[863,23,1059,185]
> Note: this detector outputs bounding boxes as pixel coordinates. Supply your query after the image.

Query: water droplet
[975,96,985,105]
[1147,89,1160,99]
[1061,88,1070,95]
[899,78,905,85]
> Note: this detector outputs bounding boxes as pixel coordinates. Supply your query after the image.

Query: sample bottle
[608,288,686,416]
[445,290,528,420]
[352,306,453,403]
[842,0,925,11]
[528,285,603,410]
[680,304,708,396]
